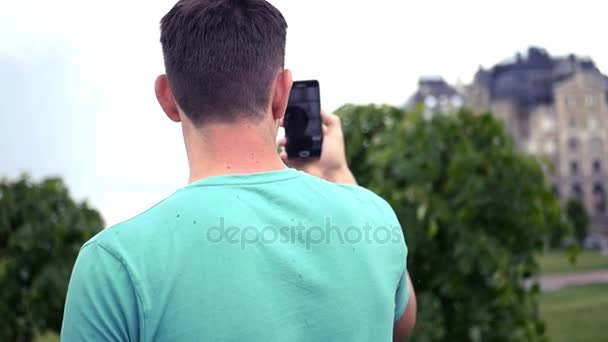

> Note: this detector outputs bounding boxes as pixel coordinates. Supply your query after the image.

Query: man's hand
[279,110,357,185]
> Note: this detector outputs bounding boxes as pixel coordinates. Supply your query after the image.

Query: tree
[337,105,569,341]
[566,199,589,245]
[0,175,104,342]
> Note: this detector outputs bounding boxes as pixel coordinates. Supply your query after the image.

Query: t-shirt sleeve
[61,242,142,342]
[394,268,410,321]
[370,190,409,322]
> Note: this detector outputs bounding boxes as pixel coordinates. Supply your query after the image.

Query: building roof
[472,47,607,110]
[407,77,461,108]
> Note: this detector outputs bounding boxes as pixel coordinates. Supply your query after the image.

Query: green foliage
[0,175,103,342]
[337,105,570,341]
[565,199,589,245]
[547,199,584,250]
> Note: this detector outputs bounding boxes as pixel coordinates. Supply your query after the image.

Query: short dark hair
[160,0,287,125]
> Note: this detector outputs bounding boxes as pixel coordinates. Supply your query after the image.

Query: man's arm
[280,110,417,339]
[394,275,417,341]
[62,242,141,341]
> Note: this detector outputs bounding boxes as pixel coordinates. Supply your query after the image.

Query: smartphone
[284,80,323,159]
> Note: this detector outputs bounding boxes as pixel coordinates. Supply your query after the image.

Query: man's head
[156,0,291,126]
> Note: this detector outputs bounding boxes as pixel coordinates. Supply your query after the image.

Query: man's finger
[321,110,339,127]
[280,151,289,163]
[281,152,307,169]
[277,136,287,147]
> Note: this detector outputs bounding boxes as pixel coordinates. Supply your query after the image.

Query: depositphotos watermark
[206,217,403,250]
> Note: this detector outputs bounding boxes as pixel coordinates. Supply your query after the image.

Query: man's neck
[185,121,286,184]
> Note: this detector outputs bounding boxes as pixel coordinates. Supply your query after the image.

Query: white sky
[1,0,607,226]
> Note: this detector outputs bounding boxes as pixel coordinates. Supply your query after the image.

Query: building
[406,76,464,117]
[406,48,608,236]
[464,47,608,236]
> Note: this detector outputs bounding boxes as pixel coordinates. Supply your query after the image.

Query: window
[425,96,437,109]
[544,141,556,155]
[569,117,577,128]
[451,96,463,108]
[541,117,555,132]
[586,95,596,108]
[589,118,599,131]
[597,201,606,215]
[569,138,579,152]
[571,161,580,175]
[593,184,606,214]
[594,160,603,174]
[593,184,605,195]
[572,183,583,200]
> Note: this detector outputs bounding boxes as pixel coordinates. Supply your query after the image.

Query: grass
[540,284,608,342]
[538,251,608,275]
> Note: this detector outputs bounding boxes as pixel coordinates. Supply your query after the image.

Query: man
[61,0,416,341]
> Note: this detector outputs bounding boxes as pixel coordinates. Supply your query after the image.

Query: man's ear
[155,75,181,123]
[271,69,293,122]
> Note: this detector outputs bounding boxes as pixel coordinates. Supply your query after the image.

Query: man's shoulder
[81,191,186,253]
[299,172,394,212]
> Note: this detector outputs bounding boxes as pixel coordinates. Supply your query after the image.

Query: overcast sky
[1,0,606,226]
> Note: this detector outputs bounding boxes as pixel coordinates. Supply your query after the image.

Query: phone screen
[284,80,323,159]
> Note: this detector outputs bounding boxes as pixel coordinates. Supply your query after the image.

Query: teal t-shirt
[61,169,409,341]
